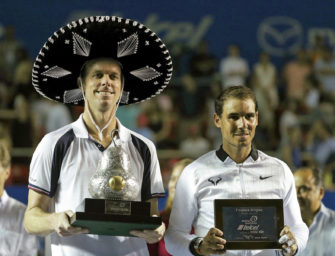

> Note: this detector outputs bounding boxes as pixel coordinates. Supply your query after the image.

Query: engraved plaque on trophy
[214,199,284,249]
[71,135,161,236]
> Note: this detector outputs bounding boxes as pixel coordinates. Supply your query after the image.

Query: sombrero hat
[31,16,173,105]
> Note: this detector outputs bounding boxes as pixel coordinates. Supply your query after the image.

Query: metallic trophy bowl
[88,141,140,201]
[71,133,162,236]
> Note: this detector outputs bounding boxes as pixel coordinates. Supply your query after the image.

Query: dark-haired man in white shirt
[166,85,308,256]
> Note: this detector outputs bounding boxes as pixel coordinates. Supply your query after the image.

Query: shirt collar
[72,114,131,142]
[309,202,329,232]
[215,144,259,163]
[0,190,9,205]
[313,202,329,221]
[116,119,131,142]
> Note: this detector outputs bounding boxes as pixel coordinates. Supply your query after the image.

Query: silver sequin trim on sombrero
[130,66,162,82]
[63,88,84,104]
[41,66,72,79]
[117,33,139,58]
[72,32,92,57]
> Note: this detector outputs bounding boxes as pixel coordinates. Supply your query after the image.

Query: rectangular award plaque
[214,199,284,250]
[71,199,162,237]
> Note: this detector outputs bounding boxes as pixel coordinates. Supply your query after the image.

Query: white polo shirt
[165,146,309,256]
[0,190,38,256]
[28,115,165,256]
[302,203,335,256]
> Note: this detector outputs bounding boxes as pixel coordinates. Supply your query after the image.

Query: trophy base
[71,212,162,236]
[71,198,162,236]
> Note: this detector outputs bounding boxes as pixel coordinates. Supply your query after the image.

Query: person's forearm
[24,207,58,236]
[165,226,195,256]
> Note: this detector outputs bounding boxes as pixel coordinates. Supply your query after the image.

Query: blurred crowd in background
[0,25,334,190]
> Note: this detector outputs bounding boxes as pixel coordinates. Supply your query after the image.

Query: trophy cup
[71,132,162,236]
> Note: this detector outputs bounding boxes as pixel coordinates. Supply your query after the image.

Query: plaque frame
[214,199,284,250]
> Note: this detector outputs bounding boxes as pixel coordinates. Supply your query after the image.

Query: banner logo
[258,16,303,56]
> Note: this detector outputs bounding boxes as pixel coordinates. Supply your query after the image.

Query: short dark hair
[79,57,124,85]
[311,167,323,187]
[214,85,258,116]
[0,141,10,169]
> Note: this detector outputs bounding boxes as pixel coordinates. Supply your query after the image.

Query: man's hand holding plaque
[195,225,298,255]
[279,225,298,256]
[196,228,226,255]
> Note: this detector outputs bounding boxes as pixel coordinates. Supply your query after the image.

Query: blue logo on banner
[258,16,303,56]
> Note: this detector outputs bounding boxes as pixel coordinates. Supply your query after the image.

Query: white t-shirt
[28,115,165,256]
[0,190,39,256]
[220,56,249,88]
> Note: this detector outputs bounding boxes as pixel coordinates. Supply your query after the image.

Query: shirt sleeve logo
[208,177,222,186]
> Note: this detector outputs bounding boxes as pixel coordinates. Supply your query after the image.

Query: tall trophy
[71,132,162,236]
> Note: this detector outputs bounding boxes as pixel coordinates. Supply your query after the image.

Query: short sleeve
[28,134,56,196]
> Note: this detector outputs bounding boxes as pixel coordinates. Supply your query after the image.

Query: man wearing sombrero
[24,16,172,256]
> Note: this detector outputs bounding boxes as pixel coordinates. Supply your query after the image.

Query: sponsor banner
[1,0,335,67]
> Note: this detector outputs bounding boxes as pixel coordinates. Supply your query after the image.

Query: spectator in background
[279,99,300,143]
[294,167,335,256]
[45,101,73,133]
[323,153,335,190]
[283,48,312,102]
[180,124,210,159]
[10,95,37,149]
[0,25,23,83]
[189,40,217,87]
[302,75,321,112]
[12,52,33,101]
[177,74,207,140]
[116,104,142,131]
[306,120,335,168]
[219,44,249,88]
[314,46,335,101]
[307,35,326,64]
[0,124,11,150]
[178,74,207,119]
[30,97,50,141]
[9,94,38,182]
[280,125,304,171]
[0,141,39,256]
[167,42,192,78]
[148,158,193,256]
[205,78,222,149]
[252,52,278,139]
[135,112,154,141]
[0,81,10,109]
[301,227,335,256]
[145,97,178,149]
